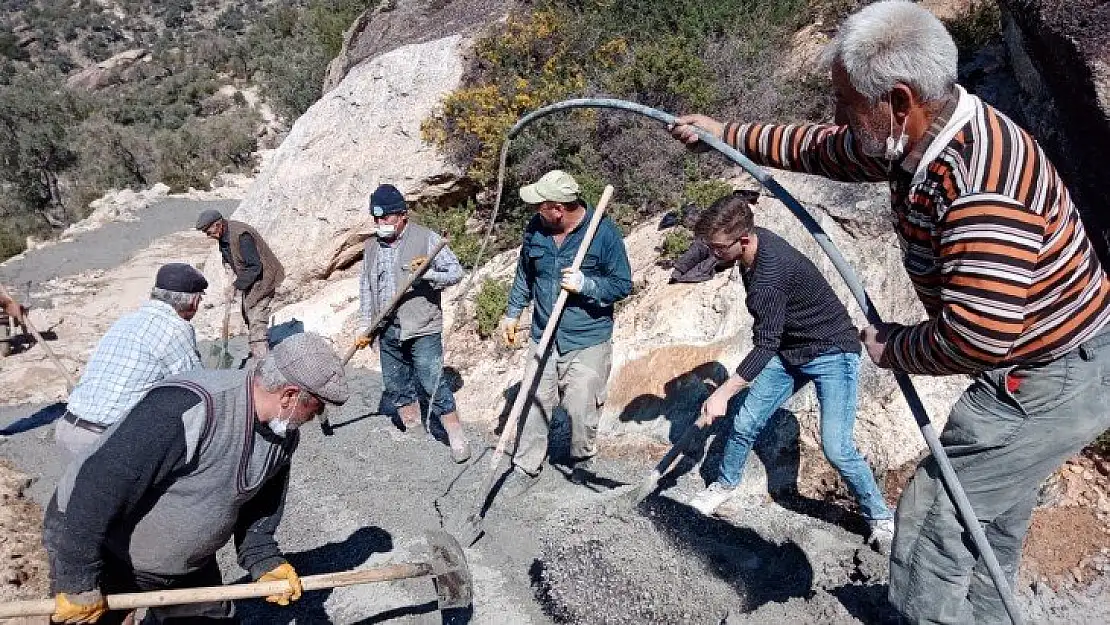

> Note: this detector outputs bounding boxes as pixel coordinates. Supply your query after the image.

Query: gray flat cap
[196,209,224,231]
[271,332,350,405]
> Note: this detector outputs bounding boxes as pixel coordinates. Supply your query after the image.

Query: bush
[414,200,484,269]
[659,228,692,260]
[475,278,509,339]
[944,1,1002,59]
[683,179,733,209]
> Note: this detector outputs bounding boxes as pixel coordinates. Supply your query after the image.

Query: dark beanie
[155,263,208,294]
[369,184,407,217]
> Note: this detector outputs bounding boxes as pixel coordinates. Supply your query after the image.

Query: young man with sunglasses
[688,192,893,554]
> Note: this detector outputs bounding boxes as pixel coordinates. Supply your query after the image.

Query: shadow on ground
[0,401,65,436]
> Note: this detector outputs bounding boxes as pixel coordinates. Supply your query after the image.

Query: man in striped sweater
[688,193,894,554]
[672,1,1110,622]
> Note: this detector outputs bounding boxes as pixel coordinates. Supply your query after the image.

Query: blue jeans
[378,322,456,415]
[717,351,892,521]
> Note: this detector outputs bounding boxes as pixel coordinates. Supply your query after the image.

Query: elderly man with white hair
[671,1,1110,622]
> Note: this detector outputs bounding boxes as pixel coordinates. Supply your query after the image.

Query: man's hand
[497,316,522,348]
[52,590,108,623]
[668,114,725,153]
[860,323,896,367]
[259,562,303,606]
[223,283,238,306]
[1,297,23,324]
[408,255,430,272]
[696,376,747,428]
[354,333,373,350]
[560,268,591,294]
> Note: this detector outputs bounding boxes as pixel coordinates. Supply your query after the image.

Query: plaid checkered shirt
[67,300,202,426]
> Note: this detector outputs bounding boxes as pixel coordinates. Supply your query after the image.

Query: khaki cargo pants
[241,291,273,357]
[512,339,612,475]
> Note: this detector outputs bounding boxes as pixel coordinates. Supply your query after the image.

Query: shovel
[458,185,614,547]
[318,239,450,435]
[0,530,472,618]
[209,294,235,369]
[0,283,75,392]
[629,422,705,504]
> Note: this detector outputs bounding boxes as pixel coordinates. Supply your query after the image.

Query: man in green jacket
[498,170,632,493]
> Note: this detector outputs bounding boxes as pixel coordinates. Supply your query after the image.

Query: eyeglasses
[705,235,744,253]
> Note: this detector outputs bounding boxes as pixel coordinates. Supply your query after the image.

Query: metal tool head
[426,530,472,610]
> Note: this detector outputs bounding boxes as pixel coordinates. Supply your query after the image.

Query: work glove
[258,562,303,606]
[560,268,594,295]
[407,255,430,272]
[498,316,523,349]
[52,590,108,623]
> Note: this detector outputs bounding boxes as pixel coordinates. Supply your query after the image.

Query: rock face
[322,0,511,92]
[65,49,153,91]
[997,0,1110,267]
[202,34,471,304]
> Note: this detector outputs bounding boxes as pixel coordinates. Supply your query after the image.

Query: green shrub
[945,0,1002,59]
[683,179,733,209]
[475,278,510,339]
[659,228,692,260]
[414,200,484,269]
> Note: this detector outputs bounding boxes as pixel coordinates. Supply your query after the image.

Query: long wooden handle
[341,238,450,365]
[489,185,615,468]
[0,563,431,618]
[0,282,75,392]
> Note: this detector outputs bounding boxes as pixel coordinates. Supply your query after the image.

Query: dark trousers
[98,556,236,625]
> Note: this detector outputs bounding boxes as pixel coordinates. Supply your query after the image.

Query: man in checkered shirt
[58,263,207,464]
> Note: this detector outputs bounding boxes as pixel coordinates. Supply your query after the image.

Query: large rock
[322,0,511,91]
[65,49,154,91]
[198,34,472,308]
[997,0,1110,267]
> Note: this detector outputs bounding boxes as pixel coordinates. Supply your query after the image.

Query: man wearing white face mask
[44,332,349,624]
[670,1,1110,623]
[356,184,470,462]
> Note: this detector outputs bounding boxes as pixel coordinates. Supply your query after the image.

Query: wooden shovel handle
[0,563,431,618]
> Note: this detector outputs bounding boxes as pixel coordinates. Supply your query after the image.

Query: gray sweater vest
[364,222,443,340]
[109,369,296,575]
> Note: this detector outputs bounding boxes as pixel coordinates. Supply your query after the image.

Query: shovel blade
[426,530,472,610]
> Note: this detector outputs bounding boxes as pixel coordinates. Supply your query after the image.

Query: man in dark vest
[197,209,286,359]
[354,184,470,462]
[44,331,349,624]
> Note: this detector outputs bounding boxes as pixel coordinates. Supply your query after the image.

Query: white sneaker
[689,482,738,516]
[868,518,895,555]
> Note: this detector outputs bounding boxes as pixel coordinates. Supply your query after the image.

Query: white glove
[560,268,588,294]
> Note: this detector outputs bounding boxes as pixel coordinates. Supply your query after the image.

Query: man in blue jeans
[688,192,894,553]
[355,184,470,462]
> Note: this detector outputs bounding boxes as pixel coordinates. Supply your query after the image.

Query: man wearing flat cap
[196,209,285,359]
[45,331,349,625]
[355,184,471,462]
[58,263,208,464]
[499,170,632,494]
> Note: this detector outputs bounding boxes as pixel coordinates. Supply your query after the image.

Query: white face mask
[377,224,397,239]
[267,400,299,437]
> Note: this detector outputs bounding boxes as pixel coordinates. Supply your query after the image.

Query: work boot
[689,481,737,516]
[397,403,424,435]
[570,456,596,486]
[501,466,541,499]
[867,518,895,555]
[441,411,472,463]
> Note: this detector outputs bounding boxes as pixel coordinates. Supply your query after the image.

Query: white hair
[821,0,958,104]
[150,287,199,314]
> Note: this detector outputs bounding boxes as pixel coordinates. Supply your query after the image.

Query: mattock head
[426,530,472,610]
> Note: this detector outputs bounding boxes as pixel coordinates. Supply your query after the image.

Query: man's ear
[890,83,915,122]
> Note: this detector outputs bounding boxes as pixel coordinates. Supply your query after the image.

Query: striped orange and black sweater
[723,86,1110,376]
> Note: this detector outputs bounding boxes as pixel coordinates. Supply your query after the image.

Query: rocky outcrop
[65,49,155,91]
[322,0,512,91]
[199,34,472,307]
[997,0,1110,267]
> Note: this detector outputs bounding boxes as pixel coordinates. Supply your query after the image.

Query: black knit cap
[369,184,407,217]
[155,263,208,294]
